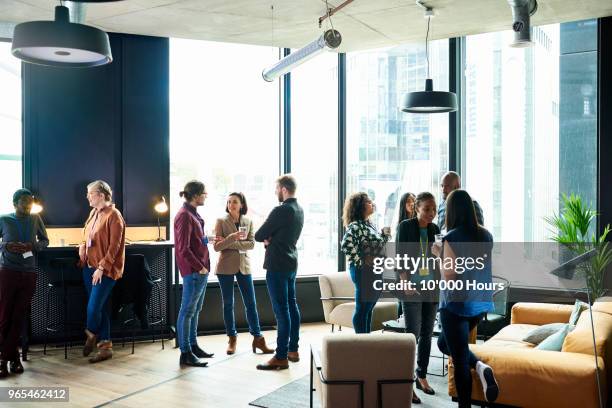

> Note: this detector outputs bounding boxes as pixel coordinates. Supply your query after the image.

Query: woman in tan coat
[214,192,272,355]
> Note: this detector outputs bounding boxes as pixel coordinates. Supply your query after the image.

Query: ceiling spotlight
[11,5,112,68]
[507,0,538,48]
[262,29,342,82]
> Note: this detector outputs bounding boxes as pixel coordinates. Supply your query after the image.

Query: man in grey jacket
[437,171,484,231]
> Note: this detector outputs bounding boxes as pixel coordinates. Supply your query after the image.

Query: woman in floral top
[341,192,390,333]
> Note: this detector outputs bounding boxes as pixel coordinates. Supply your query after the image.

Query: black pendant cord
[425,15,431,79]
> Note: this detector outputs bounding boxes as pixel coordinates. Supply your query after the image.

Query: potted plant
[545,193,612,300]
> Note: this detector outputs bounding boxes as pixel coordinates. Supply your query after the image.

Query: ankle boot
[191,343,214,358]
[287,351,300,362]
[179,352,208,367]
[256,357,289,370]
[0,361,8,378]
[83,329,97,357]
[9,358,24,374]
[252,336,274,354]
[89,341,113,364]
[227,336,237,355]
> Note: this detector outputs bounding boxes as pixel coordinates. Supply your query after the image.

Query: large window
[346,41,450,237]
[462,20,598,242]
[0,41,22,214]
[170,39,280,278]
[292,52,338,274]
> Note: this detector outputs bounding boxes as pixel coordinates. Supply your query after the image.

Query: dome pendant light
[11,5,112,68]
[401,2,457,114]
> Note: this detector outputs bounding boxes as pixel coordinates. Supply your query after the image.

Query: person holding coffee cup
[213,192,273,356]
[395,192,441,403]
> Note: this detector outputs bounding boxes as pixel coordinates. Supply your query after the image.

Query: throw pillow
[569,300,589,326]
[522,323,566,345]
[536,324,573,351]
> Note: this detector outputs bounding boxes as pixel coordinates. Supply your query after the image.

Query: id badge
[23,251,34,259]
[201,236,209,245]
[419,267,429,277]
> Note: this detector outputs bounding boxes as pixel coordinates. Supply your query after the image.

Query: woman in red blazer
[174,180,214,367]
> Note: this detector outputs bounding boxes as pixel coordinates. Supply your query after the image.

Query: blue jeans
[218,273,262,337]
[349,264,380,333]
[177,272,208,353]
[82,267,116,342]
[437,308,484,408]
[266,270,300,360]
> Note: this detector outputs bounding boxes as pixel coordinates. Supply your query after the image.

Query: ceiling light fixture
[401,1,457,114]
[262,29,341,82]
[11,3,113,68]
[507,0,538,48]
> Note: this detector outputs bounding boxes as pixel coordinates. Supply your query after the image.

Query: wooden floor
[2,323,335,407]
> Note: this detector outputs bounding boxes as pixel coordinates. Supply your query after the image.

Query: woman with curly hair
[340,192,391,333]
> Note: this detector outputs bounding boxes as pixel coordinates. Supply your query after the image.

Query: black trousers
[401,301,438,379]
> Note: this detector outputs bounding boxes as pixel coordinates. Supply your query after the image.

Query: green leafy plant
[545,193,611,300]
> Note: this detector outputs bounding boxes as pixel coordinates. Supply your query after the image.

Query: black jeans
[401,301,437,379]
[437,308,484,408]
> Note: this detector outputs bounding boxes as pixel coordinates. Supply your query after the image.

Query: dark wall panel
[23,36,122,226]
[23,34,169,227]
[122,35,169,225]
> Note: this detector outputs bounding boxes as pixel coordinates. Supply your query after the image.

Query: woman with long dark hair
[432,189,498,407]
[397,192,416,225]
[340,192,391,333]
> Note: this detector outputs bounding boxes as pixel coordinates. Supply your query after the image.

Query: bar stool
[43,257,83,359]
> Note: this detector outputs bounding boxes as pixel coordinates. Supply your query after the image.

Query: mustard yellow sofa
[448,299,612,408]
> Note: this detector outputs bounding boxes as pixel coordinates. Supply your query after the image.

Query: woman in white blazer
[214,192,273,355]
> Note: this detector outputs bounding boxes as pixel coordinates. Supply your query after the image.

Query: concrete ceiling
[1,0,611,52]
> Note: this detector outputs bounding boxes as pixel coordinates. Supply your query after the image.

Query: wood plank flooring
[2,323,330,407]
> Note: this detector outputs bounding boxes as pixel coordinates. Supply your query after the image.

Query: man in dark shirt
[255,175,304,370]
[0,189,48,377]
[438,171,484,231]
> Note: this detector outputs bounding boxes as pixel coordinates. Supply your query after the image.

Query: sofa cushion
[593,297,612,315]
[489,323,539,343]
[510,303,574,325]
[536,324,573,351]
[523,323,567,345]
[562,309,612,360]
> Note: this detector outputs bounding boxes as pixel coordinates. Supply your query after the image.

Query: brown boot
[252,336,274,354]
[89,341,113,364]
[226,336,237,355]
[83,329,97,357]
[287,351,300,362]
[256,357,289,370]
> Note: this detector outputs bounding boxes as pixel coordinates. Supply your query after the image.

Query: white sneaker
[476,361,499,402]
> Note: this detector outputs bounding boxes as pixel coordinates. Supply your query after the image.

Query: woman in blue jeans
[431,189,499,407]
[78,180,125,363]
[174,181,214,367]
[340,192,390,333]
[213,193,273,355]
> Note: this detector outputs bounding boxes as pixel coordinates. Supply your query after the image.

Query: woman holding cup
[213,192,273,355]
[396,192,441,403]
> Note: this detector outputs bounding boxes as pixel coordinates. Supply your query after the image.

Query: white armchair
[318,271,397,332]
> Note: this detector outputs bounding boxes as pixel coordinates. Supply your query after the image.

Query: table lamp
[30,197,43,215]
[154,196,169,241]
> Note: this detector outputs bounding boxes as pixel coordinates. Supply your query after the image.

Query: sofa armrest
[449,345,606,408]
[510,302,574,325]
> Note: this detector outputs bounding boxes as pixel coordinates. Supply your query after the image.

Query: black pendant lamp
[11,5,112,68]
[401,4,457,114]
